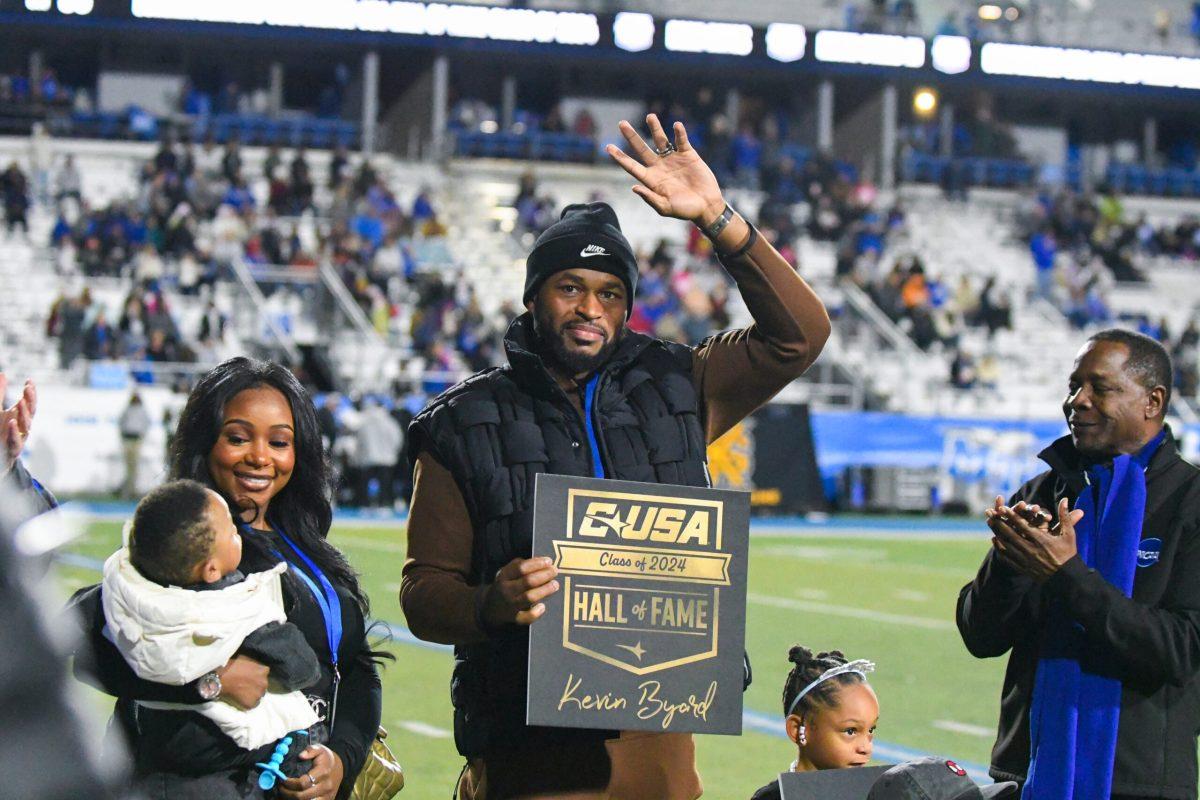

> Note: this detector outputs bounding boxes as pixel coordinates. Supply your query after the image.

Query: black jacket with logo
[957,429,1200,799]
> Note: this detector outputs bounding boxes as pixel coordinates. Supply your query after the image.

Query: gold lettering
[650,508,686,543]
[647,597,709,630]
[558,673,628,712]
[636,680,718,729]
[623,506,652,541]
[676,510,710,546]
[574,590,630,623]
[579,502,619,537]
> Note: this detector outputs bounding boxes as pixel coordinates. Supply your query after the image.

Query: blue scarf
[1023,430,1164,800]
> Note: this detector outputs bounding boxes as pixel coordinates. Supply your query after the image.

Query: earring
[798,726,807,746]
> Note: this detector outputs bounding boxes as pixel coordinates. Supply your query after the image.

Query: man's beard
[533,304,622,377]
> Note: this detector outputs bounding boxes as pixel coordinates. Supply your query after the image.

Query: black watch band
[699,203,734,240]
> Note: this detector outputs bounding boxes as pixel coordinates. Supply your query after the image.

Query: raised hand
[606,114,726,226]
[1,373,37,474]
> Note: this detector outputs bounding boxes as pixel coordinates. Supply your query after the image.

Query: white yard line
[396,720,453,739]
[759,545,887,562]
[748,593,956,631]
[751,528,983,541]
[893,589,931,602]
[933,720,995,738]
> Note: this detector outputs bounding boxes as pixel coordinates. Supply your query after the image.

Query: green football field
[52,516,1008,799]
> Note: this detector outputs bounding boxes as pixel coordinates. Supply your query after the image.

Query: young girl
[750,646,880,800]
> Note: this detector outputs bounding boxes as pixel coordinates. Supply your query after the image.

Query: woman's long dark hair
[169,357,379,645]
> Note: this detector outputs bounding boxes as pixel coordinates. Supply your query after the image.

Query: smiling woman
[70,357,387,800]
[206,386,298,528]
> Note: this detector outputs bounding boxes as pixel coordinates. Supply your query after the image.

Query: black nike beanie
[523,202,639,316]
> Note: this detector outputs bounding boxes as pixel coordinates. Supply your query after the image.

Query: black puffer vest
[408,313,711,757]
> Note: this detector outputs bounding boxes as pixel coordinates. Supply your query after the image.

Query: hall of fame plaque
[527,474,750,735]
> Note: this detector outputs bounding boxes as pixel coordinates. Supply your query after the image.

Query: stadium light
[24,0,51,10]
[931,35,971,75]
[978,4,1002,21]
[130,0,600,45]
[814,30,925,68]
[57,0,95,14]
[613,12,654,53]
[663,19,753,57]
[980,41,1200,89]
[913,87,938,116]
[765,23,806,63]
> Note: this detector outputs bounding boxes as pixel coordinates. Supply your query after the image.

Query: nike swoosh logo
[580,245,609,258]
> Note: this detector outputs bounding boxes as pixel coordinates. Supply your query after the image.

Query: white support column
[939,103,955,159]
[817,79,834,152]
[362,50,380,155]
[268,62,284,117]
[28,50,44,87]
[1144,116,1158,168]
[501,75,517,131]
[881,84,898,191]
[431,54,449,161]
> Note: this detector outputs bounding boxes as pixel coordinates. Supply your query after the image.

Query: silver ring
[654,143,677,156]
[309,774,317,787]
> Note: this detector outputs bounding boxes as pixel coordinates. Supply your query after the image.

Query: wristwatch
[198,670,222,701]
[699,203,735,241]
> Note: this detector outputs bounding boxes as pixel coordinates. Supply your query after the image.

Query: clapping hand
[985,496,1083,582]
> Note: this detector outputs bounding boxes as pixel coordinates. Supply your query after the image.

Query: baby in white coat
[102,479,321,777]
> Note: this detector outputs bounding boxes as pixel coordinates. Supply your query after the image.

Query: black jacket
[408,314,711,761]
[957,429,1200,799]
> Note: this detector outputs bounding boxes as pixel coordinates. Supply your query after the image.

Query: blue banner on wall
[810,411,1069,501]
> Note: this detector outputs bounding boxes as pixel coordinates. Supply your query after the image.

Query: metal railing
[226,256,303,364]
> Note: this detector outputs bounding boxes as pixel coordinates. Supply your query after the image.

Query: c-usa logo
[1136,538,1162,568]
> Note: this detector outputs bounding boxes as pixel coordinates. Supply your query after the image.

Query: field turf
[52,516,1008,799]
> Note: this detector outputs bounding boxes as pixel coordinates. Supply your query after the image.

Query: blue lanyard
[274,527,343,675]
[583,373,606,479]
[241,523,343,676]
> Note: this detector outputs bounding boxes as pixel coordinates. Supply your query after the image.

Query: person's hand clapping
[0,373,36,475]
[482,556,560,627]
[985,497,1083,581]
[606,114,727,228]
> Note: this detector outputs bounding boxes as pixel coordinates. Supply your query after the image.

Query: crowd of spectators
[0,68,81,114]
[843,0,920,35]
[44,284,193,375]
[33,128,459,389]
[1014,186,1191,329]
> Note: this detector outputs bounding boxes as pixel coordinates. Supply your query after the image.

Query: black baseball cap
[866,758,1019,800]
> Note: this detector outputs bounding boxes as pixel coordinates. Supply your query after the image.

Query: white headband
[786,659,876,718]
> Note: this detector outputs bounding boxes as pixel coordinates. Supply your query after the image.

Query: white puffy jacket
[101,548,318,749]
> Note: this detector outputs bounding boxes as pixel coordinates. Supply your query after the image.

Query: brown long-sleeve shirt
[401,222,831,644]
